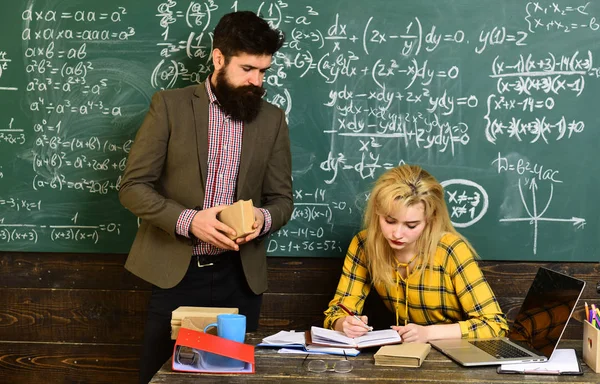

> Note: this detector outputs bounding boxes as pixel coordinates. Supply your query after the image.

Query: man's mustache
[237,85,265,97]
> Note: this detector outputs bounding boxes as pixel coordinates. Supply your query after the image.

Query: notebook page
[355,329,402,346]
[499,349,579,372]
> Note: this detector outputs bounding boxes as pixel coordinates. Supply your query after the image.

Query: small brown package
[218,199,255,240]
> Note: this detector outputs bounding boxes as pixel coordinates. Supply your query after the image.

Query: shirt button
[224,145,228,150]
[219,174,224,179]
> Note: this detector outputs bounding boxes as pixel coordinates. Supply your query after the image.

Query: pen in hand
[337,303,373,331]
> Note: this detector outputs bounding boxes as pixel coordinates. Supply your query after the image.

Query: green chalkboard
[0,0,598,261]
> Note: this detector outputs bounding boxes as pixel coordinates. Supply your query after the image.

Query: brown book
[374,343,431,367]
[218,199,255,240]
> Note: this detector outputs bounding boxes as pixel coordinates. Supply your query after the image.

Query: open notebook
[257,330,360,356]
[307,326,401,349]
[258,326,402,356]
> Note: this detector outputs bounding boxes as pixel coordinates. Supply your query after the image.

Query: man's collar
[204,74,219,105]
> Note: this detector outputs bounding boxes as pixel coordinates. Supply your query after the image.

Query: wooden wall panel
[0,288,148,343]
[0,343,139,384]
[0,251,598,384]
[0,252,149,290]
[3,252,598,299]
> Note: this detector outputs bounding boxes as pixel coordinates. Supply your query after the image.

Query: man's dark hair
[213,11,285,59]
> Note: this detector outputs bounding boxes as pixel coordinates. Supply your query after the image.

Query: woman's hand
[392,323,430,343]
[337,315,371,338]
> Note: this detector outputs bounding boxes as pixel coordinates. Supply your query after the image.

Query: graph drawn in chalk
[441,179,489,228]
[499,178,585,254]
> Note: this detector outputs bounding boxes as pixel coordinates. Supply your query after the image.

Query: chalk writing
[0,0,596,260]
[499,179,586,255]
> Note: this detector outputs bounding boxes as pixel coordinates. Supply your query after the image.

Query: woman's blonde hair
[363,164,476,287]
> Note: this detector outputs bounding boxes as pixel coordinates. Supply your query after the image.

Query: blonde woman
[324,165,509,342]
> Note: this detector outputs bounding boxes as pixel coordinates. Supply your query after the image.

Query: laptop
[429,267,585,366]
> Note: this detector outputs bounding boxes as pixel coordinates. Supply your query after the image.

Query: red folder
[172,327,255,374]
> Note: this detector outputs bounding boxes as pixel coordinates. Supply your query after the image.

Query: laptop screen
[507,267,585,358]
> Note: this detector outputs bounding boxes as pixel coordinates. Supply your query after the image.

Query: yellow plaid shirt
[324,230,509,338]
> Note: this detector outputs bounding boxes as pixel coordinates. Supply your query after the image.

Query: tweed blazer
[119,82,293,293]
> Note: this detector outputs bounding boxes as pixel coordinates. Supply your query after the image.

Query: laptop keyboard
[469,340,532,359]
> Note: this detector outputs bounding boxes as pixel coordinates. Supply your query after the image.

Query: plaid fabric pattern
[175,80,271,254]
[509,299,572,356]
[324,231,509,339]
[177,209,197,237]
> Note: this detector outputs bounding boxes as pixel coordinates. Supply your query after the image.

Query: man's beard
[213,70,265,123]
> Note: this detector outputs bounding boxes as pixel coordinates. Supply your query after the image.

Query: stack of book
[170,306,238,339]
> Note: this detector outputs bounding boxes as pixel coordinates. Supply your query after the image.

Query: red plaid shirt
[175,79,272,255]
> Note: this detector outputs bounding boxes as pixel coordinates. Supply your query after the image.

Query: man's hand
[189,205,238,251]
[236,207,265,245]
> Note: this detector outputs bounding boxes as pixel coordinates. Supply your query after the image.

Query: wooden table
[150,332,599,383]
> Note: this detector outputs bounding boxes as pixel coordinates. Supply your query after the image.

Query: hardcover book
[374,343,431,368]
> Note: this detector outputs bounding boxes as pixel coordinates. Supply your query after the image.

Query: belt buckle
[197,256,214,268]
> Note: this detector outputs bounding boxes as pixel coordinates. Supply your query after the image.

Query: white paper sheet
[261,330,306,344]
[499,349,579,373]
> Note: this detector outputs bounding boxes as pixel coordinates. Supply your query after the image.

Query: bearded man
[118,11,292,383]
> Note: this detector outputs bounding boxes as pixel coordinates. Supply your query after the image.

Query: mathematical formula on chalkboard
[0,0,597,261]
